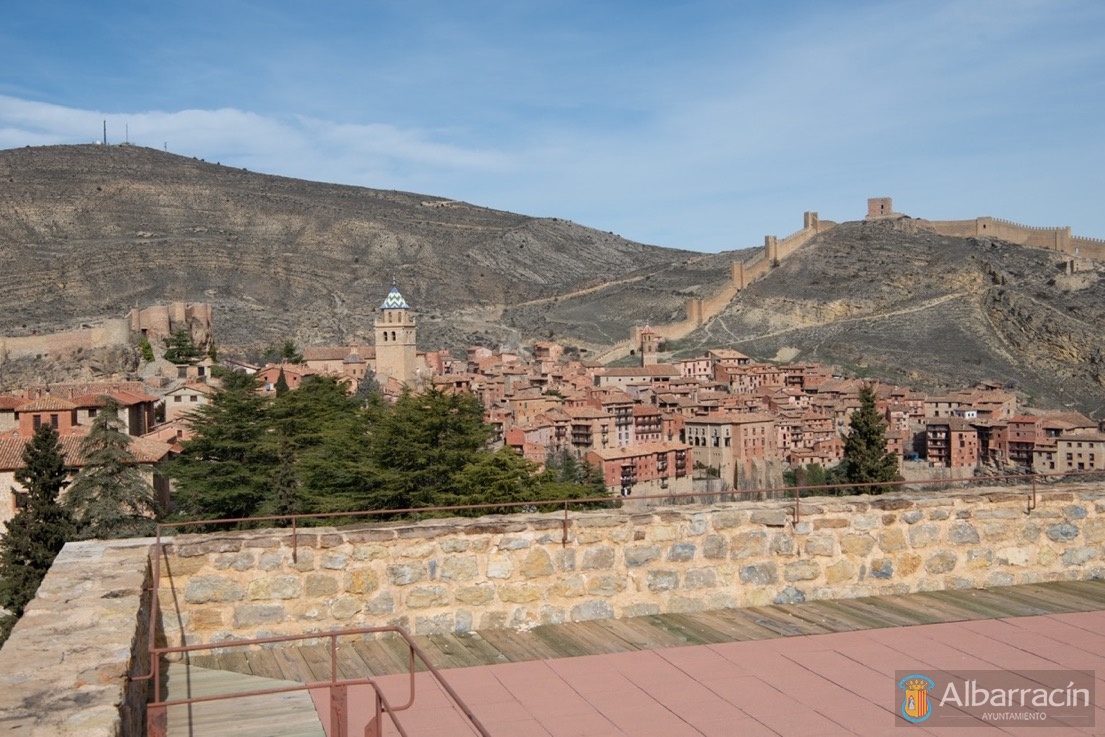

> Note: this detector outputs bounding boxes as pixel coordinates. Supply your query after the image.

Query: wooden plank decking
[189,579,1105,681]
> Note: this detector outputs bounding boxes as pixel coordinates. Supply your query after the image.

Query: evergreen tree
[162,328,200,364]
[274,367,289,397]
[281,340,304,364]
[363,387,492,510]
[168,369,274,520]
[64,398,162,539]
[840,384,900,494]
[0,425,74,642]
[354,369,382,405]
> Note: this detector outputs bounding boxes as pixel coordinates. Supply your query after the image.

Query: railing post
[1027,475,1037,514]
[292,516,298,564]
[562,500,569,546]
[793,486,801,525]
[146,704,167,737]
[330,684,348,737]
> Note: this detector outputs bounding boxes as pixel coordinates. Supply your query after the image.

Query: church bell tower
[374,283,417,386]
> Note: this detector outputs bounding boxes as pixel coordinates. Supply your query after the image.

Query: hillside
[0,144,714,351]
[1,144,1102,417]
[676,218,1105,416]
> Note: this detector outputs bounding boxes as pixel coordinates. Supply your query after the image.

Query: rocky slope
[1,144,1102,417]
[677,219,1105,416]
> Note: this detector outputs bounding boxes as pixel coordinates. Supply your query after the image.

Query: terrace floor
[168,579,1105,735]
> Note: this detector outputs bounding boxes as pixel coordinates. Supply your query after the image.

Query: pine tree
[274,367,289,397]
[840,384,900,494]
[0,425,74,642]
[168,369,274,520]
[64,398,162,539]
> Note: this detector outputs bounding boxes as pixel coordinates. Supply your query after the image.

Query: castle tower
[639,324,659,367]
[374,283,417,386]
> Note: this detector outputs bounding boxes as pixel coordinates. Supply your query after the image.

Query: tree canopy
[839,384,901,493]
[65,398,162,539]
[168,380,609,523]
[0,425,74,644]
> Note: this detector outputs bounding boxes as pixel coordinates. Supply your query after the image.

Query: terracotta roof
[0,396,24,410]
[588,441,691,460]
[15,397,78,412]
[0,435,172,471]
[601,365,680,377]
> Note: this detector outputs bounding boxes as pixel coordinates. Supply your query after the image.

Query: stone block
[551,575,586,598]
[625,545,661,567]
[622,602,661,617]
[213,552,256,572]
[985,572,1015,587]
[1064,505,1088,521]
[498,536,531,551]
[702,535,728,559]
[305,574,339,597]
[825,559,855,585]
[1046,523,1079,542]
[386,563,425,586]
[365,591,395,615]
[521,549,554,579]
[581,546,615,570]
[247,575,301,600]
[407,585,450,609]
[439,538,471,553]
[258,551,286,571]
[908,524,940,548]
[571,600,614,622]
[901,511,923,524]
[650,525,681,542]
[784,560,821,582]
[711,510,745,529]
[925,551,957,574]
[948,522,980,545]
[648,570,680,592]
[966,549,993,569]
[1062,547,1097,566]
[750,510,788,527]
[684,568,718,589]
[233,604,285,627]
[928,509,950,521]
[555,549,576,572]
[351,545,388,561]
[499,583,543,603]
[804,535,835,557]
[321,553,348,570]
[331,597,364,620]
[774,586,806,605]
[292,549,316,572]
[730,530,769,558]
[870,559,893,579]
[487,556,513,579]
[878,529,907,553]
[739,562,777,585]
[441,555,479,581]
[455,584,496,606]
[344,568,380,594]
[895,553,922,577]
[771,532,796,556]
[414,613,454,635]
[586,573,627,597]
[841,534,875,556]
[667,543,697,562]
[1085,519,1105,544]
[996,547,1029,566]
[669,596,706,613]
[851,514,881,531]
[813,518,848,529]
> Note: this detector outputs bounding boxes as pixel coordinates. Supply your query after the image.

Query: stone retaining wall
[0,539,154,736]
[161,485,1105,646]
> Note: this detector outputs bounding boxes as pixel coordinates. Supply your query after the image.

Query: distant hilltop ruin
[0,302,212,364]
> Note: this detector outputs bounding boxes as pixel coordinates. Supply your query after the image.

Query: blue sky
[1,0,1102,252]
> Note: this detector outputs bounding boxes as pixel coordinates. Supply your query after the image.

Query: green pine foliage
[162,328,201,364]
[167,379,609,523]
[0,425,75,643]
[168,369,275,521]
[839,384,901,494]
[64,398,162,539]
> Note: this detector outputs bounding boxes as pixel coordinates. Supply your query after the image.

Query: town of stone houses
[3,277,1103,533]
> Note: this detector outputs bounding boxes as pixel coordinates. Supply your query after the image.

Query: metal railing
[153,468,1105,556]
[143,624,491,737]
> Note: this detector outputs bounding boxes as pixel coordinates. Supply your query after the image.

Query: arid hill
[1,144,1102,417]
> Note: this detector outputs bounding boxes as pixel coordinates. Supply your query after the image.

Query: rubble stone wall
[160,485,1105,646]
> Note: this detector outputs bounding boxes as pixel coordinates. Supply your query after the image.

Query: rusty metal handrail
[155,467,1105,548]
[144,625,491,737]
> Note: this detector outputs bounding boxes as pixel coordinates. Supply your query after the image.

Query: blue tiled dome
[381,286,410,309]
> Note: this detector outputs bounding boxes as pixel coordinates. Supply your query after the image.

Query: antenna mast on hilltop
[103,120,107,145]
